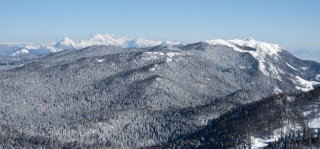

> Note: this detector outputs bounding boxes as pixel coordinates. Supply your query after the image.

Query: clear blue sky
[0,0,319,51]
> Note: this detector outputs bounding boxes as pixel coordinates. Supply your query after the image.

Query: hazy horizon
[0,0,319,52]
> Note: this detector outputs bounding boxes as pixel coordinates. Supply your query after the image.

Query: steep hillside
[151,86,320,148]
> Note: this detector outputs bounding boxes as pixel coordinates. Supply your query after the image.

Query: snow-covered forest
[0,39,320,148]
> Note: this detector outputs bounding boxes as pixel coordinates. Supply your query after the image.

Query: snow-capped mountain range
[0,34,181,57]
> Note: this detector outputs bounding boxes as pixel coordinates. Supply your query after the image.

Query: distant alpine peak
[133,38,145,41]
[58,37,74,44]
[245,37,255,41]
[90,34,106,42]
[55,37,76,48]
[62,37,73,41]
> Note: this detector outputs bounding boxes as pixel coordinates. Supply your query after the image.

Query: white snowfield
[96,59,104,62]
[309,118,320,128]
[295,76,320,92]
[286,62,299,72]
[251,137,277,149]
[251,122,302,149]
[0,34,181,57]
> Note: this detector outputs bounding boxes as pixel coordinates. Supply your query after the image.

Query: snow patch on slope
[309,118,320,128]
[303,111,312,117]
[295,76,320,91]
[287,96,296,102]
[149,64,162,72]
[317,74,320,81]
[301,67,308,70]
[142,51,182,62]
[251,122,301,149]
[274,87,282,94]
[142,52,164,61]
[286,63,299,71]
[251,136,277,149]
[97,59,104,62]
[165,52,182,62]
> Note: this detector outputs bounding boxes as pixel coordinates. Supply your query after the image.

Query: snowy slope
[204,38,284,77]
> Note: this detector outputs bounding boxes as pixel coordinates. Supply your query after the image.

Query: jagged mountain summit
[0,38,320,148]
[0,34,181,57]
[54,37,77,50]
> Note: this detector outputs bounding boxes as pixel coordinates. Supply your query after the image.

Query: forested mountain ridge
[150,86,320,148]
[0,39,319,148]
